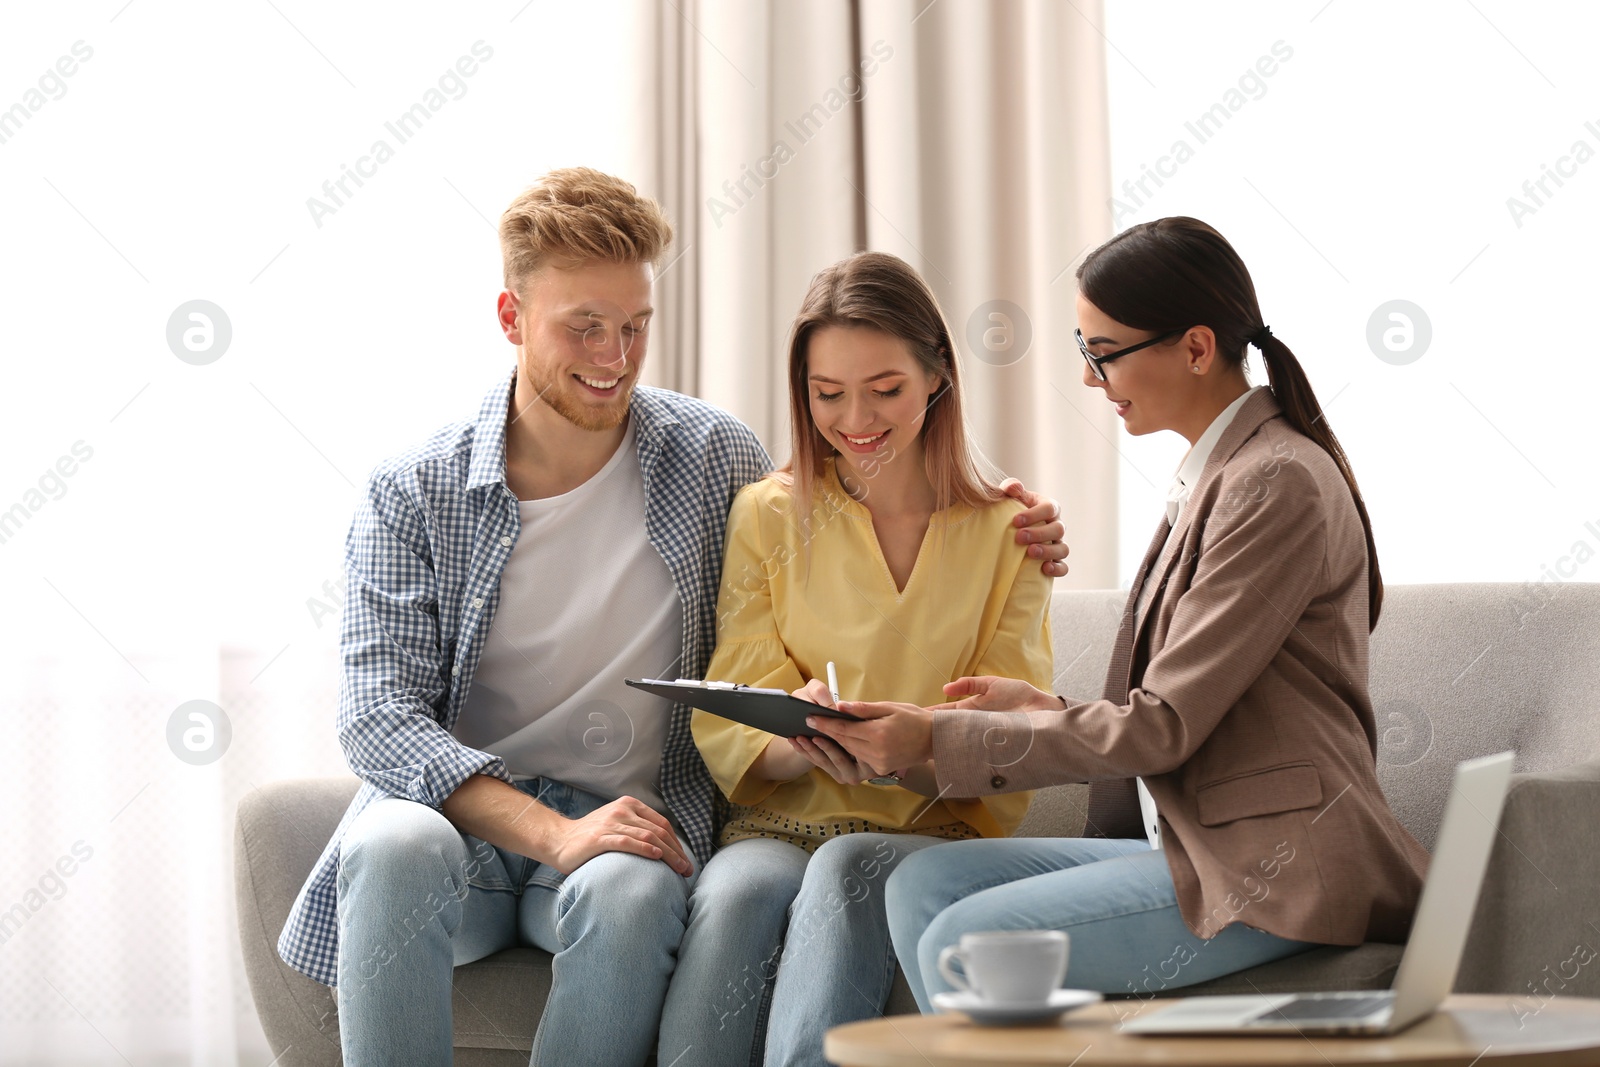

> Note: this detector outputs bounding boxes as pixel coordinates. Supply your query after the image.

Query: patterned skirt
[718,802,981,854]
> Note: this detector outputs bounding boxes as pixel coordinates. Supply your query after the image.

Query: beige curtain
[629,0,1117,587]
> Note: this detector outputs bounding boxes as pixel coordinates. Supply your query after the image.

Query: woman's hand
[787,679,885,783]
[792,679,833,706]
[1001,479,1069,578]
[754,678,875,783]
[807,700,934,773]
[787,734,882,785]
[929,675,1063,713]
[753,736,813,782]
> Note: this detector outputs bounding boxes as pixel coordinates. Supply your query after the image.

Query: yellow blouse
[692,460,1054,849]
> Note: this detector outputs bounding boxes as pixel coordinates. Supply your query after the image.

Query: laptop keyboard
[1260,993,1393,1023]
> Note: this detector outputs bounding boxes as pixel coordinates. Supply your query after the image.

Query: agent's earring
[1191,366,1201,373]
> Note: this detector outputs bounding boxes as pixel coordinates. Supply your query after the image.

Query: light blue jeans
[886,836,1318,1011]
[334,777,697,1067]
[660,832,945,1067]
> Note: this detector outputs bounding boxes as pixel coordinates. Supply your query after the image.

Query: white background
[1,2,644,658]
[1,3,644,1062]
[1103,0,1599,590]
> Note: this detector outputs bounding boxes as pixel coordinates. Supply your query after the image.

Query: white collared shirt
[1134,386,1261,850]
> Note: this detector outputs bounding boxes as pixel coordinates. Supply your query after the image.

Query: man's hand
[442,775,692,877]
[807,700,934,773]
[1000,478,1069,578]
[929,675,1062,712]
[547,796,693,877]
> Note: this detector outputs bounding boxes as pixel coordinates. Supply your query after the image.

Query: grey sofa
[236,583,1600,1065]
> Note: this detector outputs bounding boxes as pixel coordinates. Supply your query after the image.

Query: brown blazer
[933,389,1428,947]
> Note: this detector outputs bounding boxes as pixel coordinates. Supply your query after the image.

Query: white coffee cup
[937,930,1070,1007]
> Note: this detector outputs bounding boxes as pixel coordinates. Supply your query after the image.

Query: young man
[275,168,1070,1066]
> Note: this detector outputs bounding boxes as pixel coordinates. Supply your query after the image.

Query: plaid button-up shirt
[277,368,772,986]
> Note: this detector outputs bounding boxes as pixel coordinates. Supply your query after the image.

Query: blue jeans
[334,777,697,1066]
[886,837,1317,1011]
[660,832,945,1067]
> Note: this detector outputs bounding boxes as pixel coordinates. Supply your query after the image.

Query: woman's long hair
[774,252,1004,529]
[1077,217,1383,628]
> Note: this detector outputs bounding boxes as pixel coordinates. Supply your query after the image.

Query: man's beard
[528,364,633,432]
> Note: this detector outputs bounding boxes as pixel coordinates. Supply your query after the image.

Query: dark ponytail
[1078,217,1384,629]
[1255,334,1383,627]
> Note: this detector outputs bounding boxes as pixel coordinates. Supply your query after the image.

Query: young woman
[657,251,1054,1065]
[809,218,1431,1005]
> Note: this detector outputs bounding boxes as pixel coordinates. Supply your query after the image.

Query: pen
[826,661,841,706]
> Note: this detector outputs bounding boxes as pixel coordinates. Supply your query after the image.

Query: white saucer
[932,988,1101,1026]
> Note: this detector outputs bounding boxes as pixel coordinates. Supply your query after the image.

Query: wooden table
[823,994,1600,1066]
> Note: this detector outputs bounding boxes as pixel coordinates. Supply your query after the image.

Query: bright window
[1104,1,1600,589]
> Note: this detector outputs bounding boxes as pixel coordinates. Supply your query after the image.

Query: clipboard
[625,677,860,738]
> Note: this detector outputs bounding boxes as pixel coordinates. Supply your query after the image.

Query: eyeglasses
[1075,327,1188,381]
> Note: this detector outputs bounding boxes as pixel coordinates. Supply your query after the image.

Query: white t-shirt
[453,419,681,814]
[1135,387,1260,850]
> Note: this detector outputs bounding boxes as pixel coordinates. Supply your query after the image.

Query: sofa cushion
[1126,944,1404,998]
[1365,583,1600,849]
[1044,584,1600,848]
[451,947,548,1051]
[236,583,1600,1065]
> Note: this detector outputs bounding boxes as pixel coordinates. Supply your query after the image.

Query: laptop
[1123,750,1515,1036]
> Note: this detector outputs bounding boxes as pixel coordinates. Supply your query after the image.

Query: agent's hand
[548,796,692,878]
[1001,479,1069,578]
[929,675,1063,713]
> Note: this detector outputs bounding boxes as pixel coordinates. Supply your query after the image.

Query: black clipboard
[625,678,859,738]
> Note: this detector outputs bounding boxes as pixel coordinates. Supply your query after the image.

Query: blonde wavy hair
[498,167,673,292]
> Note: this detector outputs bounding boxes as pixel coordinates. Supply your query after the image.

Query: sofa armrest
[1457,756,1600,997]
[235,777,361,1066]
